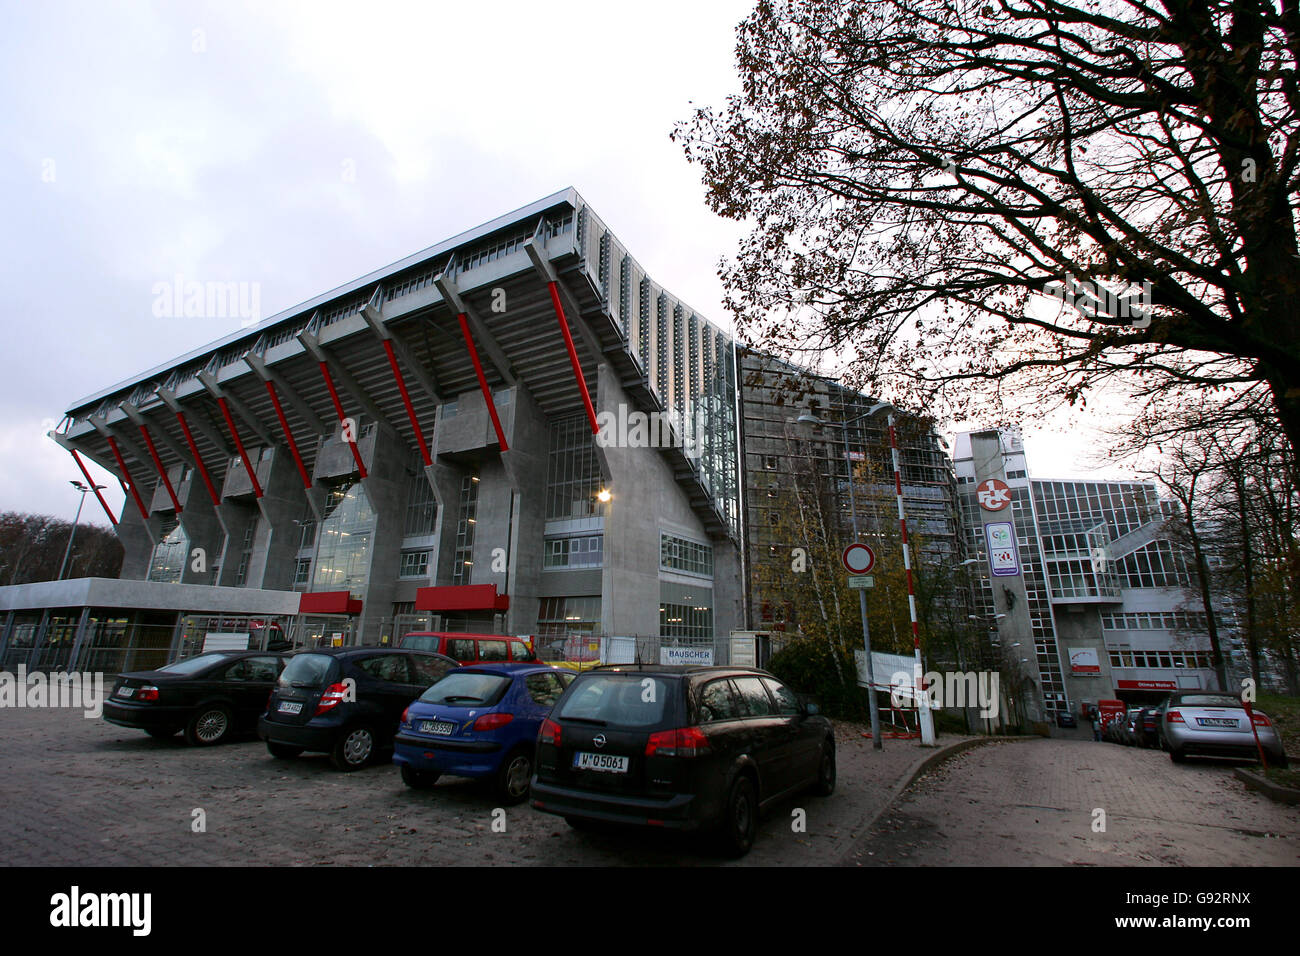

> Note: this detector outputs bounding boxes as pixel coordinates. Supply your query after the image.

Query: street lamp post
[58,480,106,581]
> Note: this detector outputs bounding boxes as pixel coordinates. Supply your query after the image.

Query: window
[762,677,801,716]
[451,473,478,586]
[293,558,312,589]
[311,482,375,596]
[478,640,508,662]
[509,640,536,662]
[411,655,454,685]
[660,533,713,577]
[764,456,778,470]
[544,534,603,569]
[660,582,713,639]
[399,550,430,578]
[148,517,188,584]
[733,677,776,717]
[223,657,279,682]
[234,513,259,587]
[537,596,602,638]
[546,415,604,519]
[446,639,476,662]
[525,672,569,707]
[404,466,437,536]
[354,655,410,683]
[699,679,742,722]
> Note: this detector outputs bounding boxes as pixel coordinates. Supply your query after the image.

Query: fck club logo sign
[977,478,1011,512]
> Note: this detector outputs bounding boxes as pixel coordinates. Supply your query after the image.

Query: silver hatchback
[1161,691,1288,766]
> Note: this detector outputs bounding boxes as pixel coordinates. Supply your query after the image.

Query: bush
[766,638,868,721]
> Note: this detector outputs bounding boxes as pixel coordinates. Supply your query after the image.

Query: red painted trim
[174,410,221,507]
[138,423,182,512]
[217,397,264,498]
[318,361,368,479]
[383,339,432,466]
[264,380,313,489]
[69,449,117,525]
[106,436,149,520]
[547,281,599,435]
[456,313,509,452]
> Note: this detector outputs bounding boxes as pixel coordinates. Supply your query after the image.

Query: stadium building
[16,190,747,669]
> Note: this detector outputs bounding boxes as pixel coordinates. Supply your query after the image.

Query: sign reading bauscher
[660,646,714,666]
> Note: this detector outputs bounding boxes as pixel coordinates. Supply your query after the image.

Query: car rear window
[401,634,440,653]
[558,674,669,727]
[279,654,336,688]
[1177,694,1243,708]
[420,672,512,706]
[157,653,229,675]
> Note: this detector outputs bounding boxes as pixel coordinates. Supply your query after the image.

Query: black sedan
[104,651,287,746]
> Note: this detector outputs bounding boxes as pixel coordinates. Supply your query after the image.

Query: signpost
[842,543,876,574]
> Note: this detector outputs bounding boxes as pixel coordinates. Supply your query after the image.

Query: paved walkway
[845,738,1300,866]
[0,705,959,866]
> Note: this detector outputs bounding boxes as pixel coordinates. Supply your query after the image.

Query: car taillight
[645,726,711,758]
[539,718,561,747]
[473,713,514,731]
[1251,712,1271,727]
[1166,710,1184,723]
[136,686,159,702]
[315,682,349,716]
[401,706,409,724]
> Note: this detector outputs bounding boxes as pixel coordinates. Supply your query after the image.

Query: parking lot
[0,704,926,867]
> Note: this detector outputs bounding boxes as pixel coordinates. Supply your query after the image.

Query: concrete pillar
[253,447,315,592]
[498,386,549,636]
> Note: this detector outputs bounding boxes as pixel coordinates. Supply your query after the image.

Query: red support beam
[456,313,509,452]
[217,397,264,498]
[138,423,182,513]
[546,281,599,435]
[174,410,221,507]
[318,361,368,479]
[106,436,149,521]
[69,449,117,525]
[382,339,432,466]
[264,380,313,489]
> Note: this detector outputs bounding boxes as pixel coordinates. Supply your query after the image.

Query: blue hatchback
[393,663,574,803]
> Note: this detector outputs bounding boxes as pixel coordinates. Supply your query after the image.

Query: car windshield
[420,672,512,706]
[278,654,336,688]
[156,653,229,675]
[558,674,668,727]
[1177,694,1243,708]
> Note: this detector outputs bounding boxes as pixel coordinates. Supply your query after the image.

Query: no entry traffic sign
[842,543,876,574]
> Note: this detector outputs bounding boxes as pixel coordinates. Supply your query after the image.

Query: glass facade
[546,415,604,520]
[659,581,713,640]
[537,596,602,638]
[660,533,713,577]
[311,481,376,597]
[147,517,188,584]
[451,474,479,586]
[543,534,603,569]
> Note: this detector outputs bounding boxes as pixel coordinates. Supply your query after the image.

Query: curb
[1233,767,1300,805]
[836,734,1038,866]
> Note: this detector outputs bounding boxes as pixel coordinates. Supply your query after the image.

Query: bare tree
[675,0,1300,451]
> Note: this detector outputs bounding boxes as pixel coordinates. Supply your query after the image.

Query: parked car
[1119,708,1144,746]
[530,664,836,857]
[393,663,574,802]
[1055,711,1077,729]
[103,650,287,745]
[258,648,457,770]
[1161,690,1288,766]
[1135,707,1161,748]
[397,632,538,665]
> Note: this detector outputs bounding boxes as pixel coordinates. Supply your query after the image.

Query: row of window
[660,533,713,577]
[1101,611,1209,631]
[1108,650,1215,670]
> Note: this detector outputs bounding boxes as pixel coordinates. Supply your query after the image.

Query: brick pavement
[846,738,1300,866]
[0,703,944,866]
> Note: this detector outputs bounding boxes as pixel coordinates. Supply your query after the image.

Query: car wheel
[267,741,304,759]
[401,765,440,789]
[146,727,178,740]
[185,705,233,746]
[331,725,376,771]
[812,740,836,797]
[497,749,533,805]
[717,775,758,858]
[1169,746,1187,764]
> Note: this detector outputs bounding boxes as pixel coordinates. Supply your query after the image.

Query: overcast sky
[0,0,1136,526]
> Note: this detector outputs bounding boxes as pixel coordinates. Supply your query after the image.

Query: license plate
[574,752,629,773]
[116,686,134,698]
[277,701,303,714]
[1197,717,1237,727]
[420,719,455,736]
